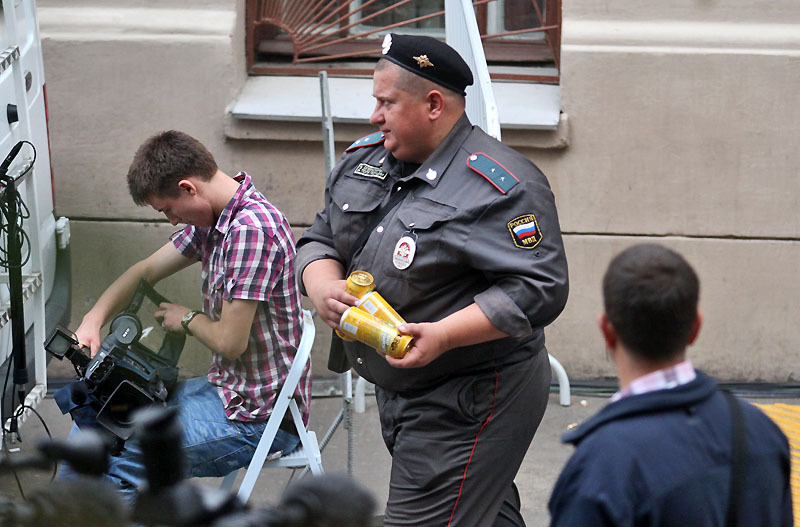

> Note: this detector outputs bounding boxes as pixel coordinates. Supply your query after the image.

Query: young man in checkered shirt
[62,130,309,501]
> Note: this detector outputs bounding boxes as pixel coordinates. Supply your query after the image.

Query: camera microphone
[2,478,129,527]
[0,140,24,174]
[68,381,89,406]
[37,429,110,477]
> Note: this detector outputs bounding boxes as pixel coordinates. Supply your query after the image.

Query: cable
[0,140,43,501]
[0,140,36,269]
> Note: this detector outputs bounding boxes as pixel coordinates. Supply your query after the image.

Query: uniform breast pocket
[381,197,456,284]
[330,176,387,256]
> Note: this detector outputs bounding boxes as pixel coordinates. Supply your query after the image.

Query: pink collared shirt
[171,172,308,423]
[610,360,696,403]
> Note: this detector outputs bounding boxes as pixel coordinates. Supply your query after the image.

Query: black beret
[380,33,474,96]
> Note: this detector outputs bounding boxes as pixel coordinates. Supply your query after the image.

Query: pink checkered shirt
[171,172,309,424]
[610,360,696,403]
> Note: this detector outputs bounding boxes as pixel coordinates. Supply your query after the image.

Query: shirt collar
[214,171,250,235]
[381,113,473,188]
[610,360,697,403]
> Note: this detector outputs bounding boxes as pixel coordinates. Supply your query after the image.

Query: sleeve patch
[346,131,386,152]
[507,214,542,249]
[467,152,519,194]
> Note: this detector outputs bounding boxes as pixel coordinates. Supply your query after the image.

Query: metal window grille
[245,0,561,83]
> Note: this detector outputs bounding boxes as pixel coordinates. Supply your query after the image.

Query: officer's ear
[425,89,445,120]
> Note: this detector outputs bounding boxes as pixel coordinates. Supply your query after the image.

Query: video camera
[46,280,186,443]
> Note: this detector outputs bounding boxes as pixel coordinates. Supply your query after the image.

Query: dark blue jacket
[549,371,793,526]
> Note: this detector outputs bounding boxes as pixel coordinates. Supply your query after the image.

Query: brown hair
[127,130,217,205]
[603,244,700,362]
[375,58,464,104]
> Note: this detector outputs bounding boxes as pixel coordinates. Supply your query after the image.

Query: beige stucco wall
[39,1,800,381]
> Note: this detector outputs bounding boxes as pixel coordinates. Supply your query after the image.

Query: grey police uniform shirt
[296,114,569,393]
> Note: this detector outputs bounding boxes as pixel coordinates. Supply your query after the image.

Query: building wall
[39,0,800,381]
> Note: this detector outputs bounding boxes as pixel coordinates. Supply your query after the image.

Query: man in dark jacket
[548,243,793,526]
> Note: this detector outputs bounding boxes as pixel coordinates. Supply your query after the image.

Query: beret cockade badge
[413,54,434,68]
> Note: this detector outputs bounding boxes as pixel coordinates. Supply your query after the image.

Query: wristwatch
[181,310,201,336]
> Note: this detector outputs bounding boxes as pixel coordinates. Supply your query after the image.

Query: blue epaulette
[466,152,519,194]
[346,131,385,152]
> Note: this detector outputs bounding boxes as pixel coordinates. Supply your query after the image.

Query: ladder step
[0,46,20,76]
[0,272,43,330]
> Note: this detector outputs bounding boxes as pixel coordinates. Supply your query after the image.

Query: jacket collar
[563,370,718,445]
[214,171,250,235]
[382,113,473,189]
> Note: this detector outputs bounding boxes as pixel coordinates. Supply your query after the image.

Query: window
[245,0,561,82]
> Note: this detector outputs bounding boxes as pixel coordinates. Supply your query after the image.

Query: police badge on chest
[393,231,417,269]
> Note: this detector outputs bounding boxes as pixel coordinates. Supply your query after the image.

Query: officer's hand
[385,322,449,368]
[75,317,103,357]
[308,279,359,330]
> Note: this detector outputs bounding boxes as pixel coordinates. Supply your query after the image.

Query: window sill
[225,76,568,150]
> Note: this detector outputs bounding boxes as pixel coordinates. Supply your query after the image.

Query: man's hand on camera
[154,302,191,334]
[75,315,104,357]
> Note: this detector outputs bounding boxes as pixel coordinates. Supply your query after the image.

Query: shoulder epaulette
[466,152,519,194]
[346,131,385,152]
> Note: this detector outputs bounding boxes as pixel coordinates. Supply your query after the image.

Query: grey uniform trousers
[376,348,551,527]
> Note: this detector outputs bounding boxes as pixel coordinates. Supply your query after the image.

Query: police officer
[297,34,569,526]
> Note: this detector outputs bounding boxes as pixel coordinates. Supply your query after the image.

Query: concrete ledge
[563,19,800,53]
[38,6,236,42]
[225,101,570,150]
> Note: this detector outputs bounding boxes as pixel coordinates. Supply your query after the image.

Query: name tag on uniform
[354,163,387,180]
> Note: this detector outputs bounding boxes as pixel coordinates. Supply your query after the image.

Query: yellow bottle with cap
[356,290,406,328]
[338,307,412,359]
[345,270,376,298]
[336,271,377,341]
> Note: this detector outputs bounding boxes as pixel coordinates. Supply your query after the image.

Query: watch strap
[181,310,201,336]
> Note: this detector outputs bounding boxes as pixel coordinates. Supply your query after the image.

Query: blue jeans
[59,377,300,503]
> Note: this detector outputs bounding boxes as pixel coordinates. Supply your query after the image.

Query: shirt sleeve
[467,177,569,338]
[224,224,284,303]
[171,225,202,261]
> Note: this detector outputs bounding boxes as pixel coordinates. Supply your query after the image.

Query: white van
[0,0,70,435]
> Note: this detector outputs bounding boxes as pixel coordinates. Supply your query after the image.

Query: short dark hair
[127,130,217,205]
[602,244,700,362]
[375,58,465,102]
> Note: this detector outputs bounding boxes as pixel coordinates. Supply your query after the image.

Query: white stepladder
[445,0,571,407]
[220,309,323,503]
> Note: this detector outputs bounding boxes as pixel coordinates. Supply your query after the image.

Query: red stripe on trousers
[447,370,500,526]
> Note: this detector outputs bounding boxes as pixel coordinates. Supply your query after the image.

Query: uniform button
[343,203,350,211]
[356,357,364,365]
[396,186,402,192]
[377,226,384,233]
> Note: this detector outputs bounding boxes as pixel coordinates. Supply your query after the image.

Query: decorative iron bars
[246,0,561,82]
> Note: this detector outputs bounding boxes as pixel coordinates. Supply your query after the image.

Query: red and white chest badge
[392,235,416,269]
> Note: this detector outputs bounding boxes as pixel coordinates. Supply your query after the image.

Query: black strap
[328,181,413,374]
[347,181,413,264]
[722,389,747,527]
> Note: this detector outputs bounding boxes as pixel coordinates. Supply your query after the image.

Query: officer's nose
[369,103,383,126]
